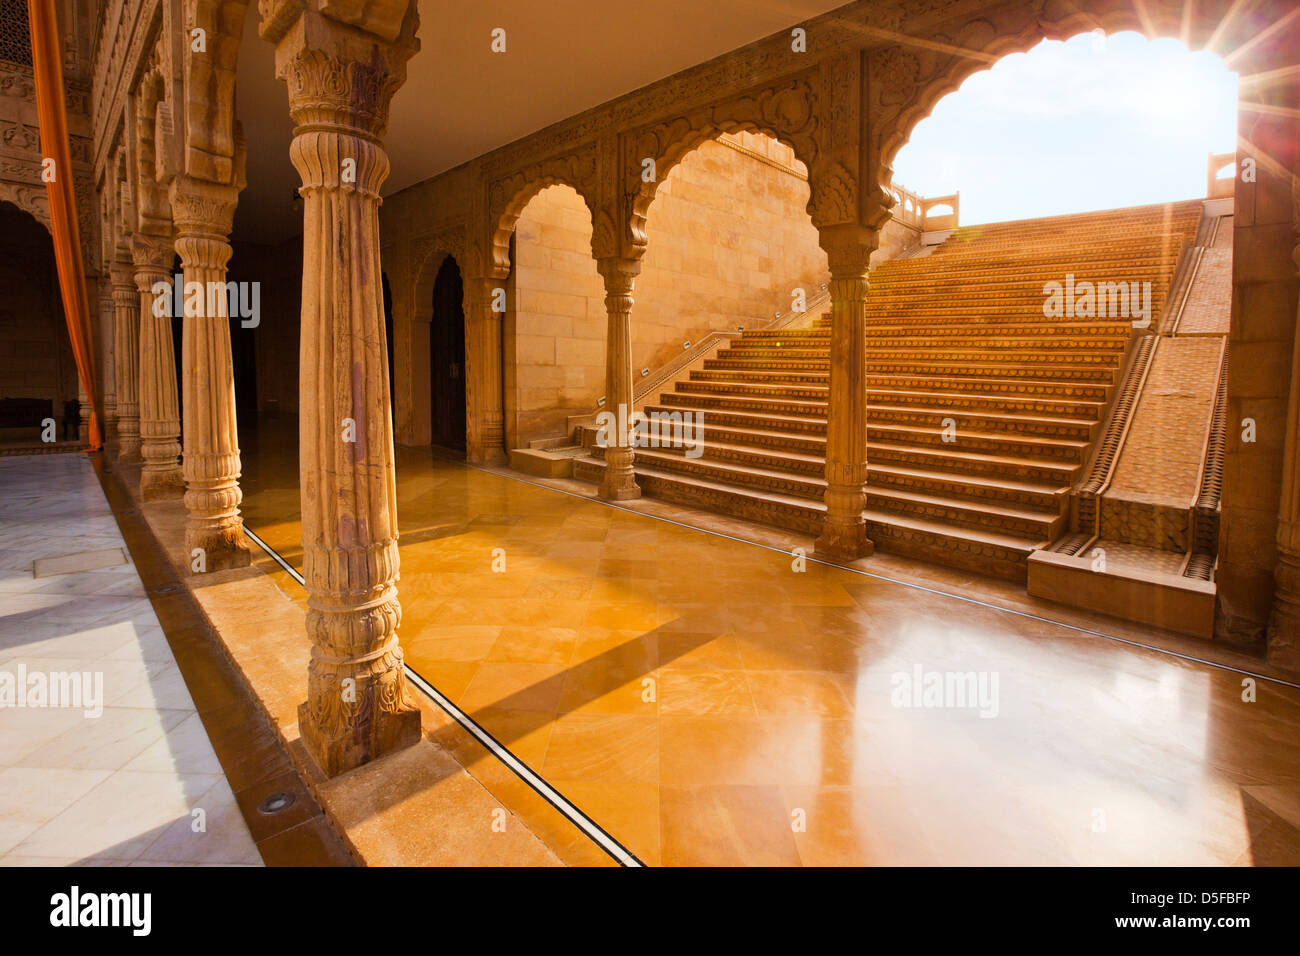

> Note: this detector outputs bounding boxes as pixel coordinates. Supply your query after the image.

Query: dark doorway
[430,255,466,450]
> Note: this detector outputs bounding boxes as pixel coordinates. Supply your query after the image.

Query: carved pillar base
[77,387,90,443]
[817,487,873,560]
[597,257,641,501]
[266,2,422,776]
[814,230,877,561]
[170,175,250,572]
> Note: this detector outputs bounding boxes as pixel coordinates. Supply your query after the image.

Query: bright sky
[891,32,1239,226]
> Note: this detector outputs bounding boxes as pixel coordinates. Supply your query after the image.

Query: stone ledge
[122,477,568,866]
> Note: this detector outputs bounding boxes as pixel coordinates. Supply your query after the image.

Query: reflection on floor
[238,420,1300,866]
[0,454,262,865]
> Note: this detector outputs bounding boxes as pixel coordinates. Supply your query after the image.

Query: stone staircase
[574,200,1204,580]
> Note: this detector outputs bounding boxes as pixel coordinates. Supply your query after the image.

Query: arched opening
[891,33,1237,224]
[869,29,1245,625]
[429,255,466,450]
[503,184,603,450]
[0,202,79,447]
[637,129,826,354]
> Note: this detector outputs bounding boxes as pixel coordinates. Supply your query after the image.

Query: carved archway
[486,147,601,278]
[404,235,466,445]
[868,0,1249,195]
[625,73,822,253]
[0,183,52,233]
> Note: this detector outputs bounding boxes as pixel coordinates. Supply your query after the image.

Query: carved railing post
[110,258,141,463]
[1267,186,1300,667]
[815,225,877,560]
[168,175,250,571]
[132,234,184,500]
[466,275,507,465]
[264,1,422,776]
[596,256,641,500]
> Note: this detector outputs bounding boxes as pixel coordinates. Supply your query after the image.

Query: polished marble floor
[237,422,1300,866]
[0,454,262,866]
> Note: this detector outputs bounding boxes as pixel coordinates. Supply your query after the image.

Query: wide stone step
[862,374,1111,401]
[572,456,1037,580]
[861,361,1116,383]
[727,333,1129,351]
[866,387,1104,421]
[865,484,1064,540]
[691,368,830,387]
[869,422,1089,463]
[717,347,1123,365]
[656,393,1098,441]
[678,379,829,401]
[677,380,1105,418]
[867,441,1080,485]
[634,442,1067,514]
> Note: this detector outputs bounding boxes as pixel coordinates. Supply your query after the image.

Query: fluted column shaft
[816,254,875,560]
[169,176,250,571]
[111,261,141,463]
[99,283,117,446]
[132,237,184,501]
[268,6,422,776]
[467,277,507,465]
[597,256,641,501]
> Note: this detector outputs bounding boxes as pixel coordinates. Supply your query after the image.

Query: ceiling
[232,0,848,245]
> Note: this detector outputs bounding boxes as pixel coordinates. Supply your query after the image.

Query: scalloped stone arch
[489,175,601,278]
[402,237,467,446]
[874,0,1237,190]
[628,119,818,254]
[0,187,52,234]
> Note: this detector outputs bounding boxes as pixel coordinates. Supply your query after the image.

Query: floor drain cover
[258,792,296,815]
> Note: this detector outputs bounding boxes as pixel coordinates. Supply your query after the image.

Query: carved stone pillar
[169,175,250,571]
[132,235,184,501]
[466,276,507,465]
[77,385,89,443]
[265,2,421,776]
[1267,187,1300,668]
[596,256,641,500]
[111,259,141,463]
[99,282,117,447]
[815,227,876,560]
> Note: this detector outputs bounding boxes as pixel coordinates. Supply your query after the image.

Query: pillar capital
[131,232,174,287]
[109,257,137,298]
[265,2,419,141]
[168,175,240,243]
[818,222,878,278]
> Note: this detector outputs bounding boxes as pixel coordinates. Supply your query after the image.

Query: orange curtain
[27,0,100,449]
